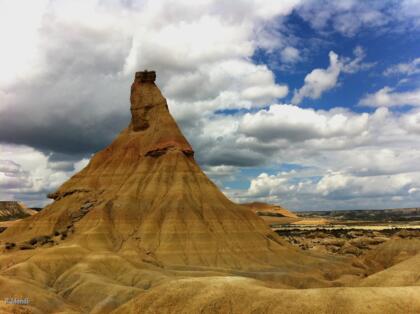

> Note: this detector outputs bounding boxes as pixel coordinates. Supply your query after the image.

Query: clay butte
[7,72,416,314]
[3,70,327,271]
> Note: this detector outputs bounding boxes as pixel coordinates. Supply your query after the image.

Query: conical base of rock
[1,71,304,270]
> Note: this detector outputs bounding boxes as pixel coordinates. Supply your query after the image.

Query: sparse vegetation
[5,242,15,250]
[19,243,34,250]
[275,227,420,256]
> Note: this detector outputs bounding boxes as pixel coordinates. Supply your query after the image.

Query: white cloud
[296,0,420,37]
[0,0,48,86]
[316,171,414,199]
[250,0,302,19]
[401,109,420,133]
[0,0,296,157]
[0,144,85,206]
[198,103,420,210]
[292,51,340,104]
[335,148,420,177]
[341,46,375,73]
[240,104,369,142]
[384,57,420,76]
[202,165,239,185]
[0,160,32,190]
[227,167,420,210]
[292,47,374,104]
[280,46,301,63]
[187,102,420,168]
[246,173,289,198]
[409,187,420,194]
[359,87,420,107]
[399,0,420,28]
[74,158,90,172]
[241,85,288,103]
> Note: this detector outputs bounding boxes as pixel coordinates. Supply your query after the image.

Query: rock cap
[135,70,156,83]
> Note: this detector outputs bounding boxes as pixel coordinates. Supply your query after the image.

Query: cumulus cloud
[186,101,420,174]
[359,87,420,107]
[292,47,374,104]
[2,0,420,210]
[316,171,413,198]
[240,105,369,142]
[401,109,420,133]
[0,0,48,86]
[280,46,301,63]
[292,51,340,104]
[0,144,86,205]
[246,173,290,198]
[195,103,420,210]
[227,167,420,210]
[0,0,293,158]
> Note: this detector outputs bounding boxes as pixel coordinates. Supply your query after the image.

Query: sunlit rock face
[130,71,160,131]
[1,71,295,270]
[129,71,194,156]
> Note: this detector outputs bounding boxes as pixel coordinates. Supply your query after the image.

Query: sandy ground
[275,224,420,231]
[0,220,21,228]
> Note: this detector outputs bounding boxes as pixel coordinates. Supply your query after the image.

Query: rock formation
[0,201,36,221]
[1,72,419,314]
[243,202,298,219]
[0,71,308,270]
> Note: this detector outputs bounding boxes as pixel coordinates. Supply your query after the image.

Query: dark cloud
[0,0,292,165]
[0,11,133,160]
[0,108,129,156]
[198,148,266,167]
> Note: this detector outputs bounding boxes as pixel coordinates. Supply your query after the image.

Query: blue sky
[265,11,420,111]
[1,0,420,210]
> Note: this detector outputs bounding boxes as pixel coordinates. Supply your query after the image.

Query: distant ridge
[0,201,36,221]
[243,202,298,218]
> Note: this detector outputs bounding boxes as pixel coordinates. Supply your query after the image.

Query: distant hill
[298,208,420,222]
[0,201,37,221]
[243,202,298,218]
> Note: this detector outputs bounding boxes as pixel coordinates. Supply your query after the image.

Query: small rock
[5,242,16,250]
[81,202,94,210]
[19,243,34,250]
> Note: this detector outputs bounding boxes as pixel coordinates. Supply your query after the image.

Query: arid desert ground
[1,72,419,314]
